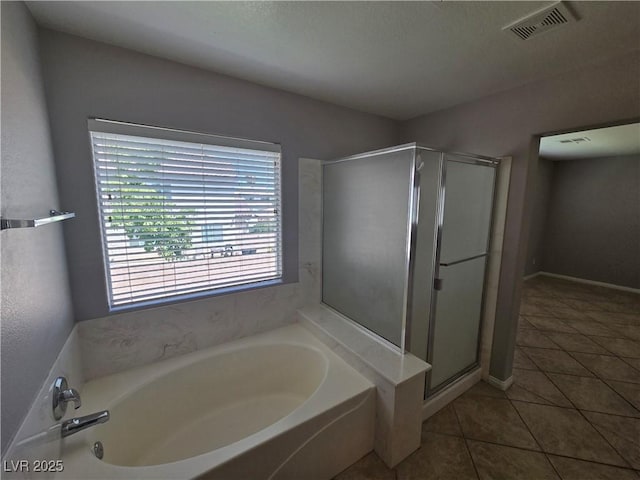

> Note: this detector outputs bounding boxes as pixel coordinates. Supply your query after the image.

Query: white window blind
[89,119,282,307]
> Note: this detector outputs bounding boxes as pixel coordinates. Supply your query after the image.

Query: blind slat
[106,241,279,260]
[110,263,280,286]
[113,273,280,304]
[109,258,279,282]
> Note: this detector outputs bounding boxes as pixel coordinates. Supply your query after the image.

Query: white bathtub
[56,324,375,479]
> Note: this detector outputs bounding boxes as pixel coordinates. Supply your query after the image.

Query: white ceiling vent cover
[558,136,591,144]
[503,2,577,40]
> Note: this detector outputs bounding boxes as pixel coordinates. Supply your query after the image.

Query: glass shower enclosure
[322,144,498,397]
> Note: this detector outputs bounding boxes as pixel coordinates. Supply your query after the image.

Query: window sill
[107,278,285,315]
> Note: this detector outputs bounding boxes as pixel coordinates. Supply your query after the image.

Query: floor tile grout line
[450,398,481,479]
[507,395,546,453]
[531,304,640,312]
[543,452,640,474]
[523,279,638,305]
[517,328,563,349]
[520,316,631,337]
[542,330,639,353]
[542,370,640,418]
[553,329,639,343]
[517,356,581,410]
[556,320,640,343]
[518,311,640,328]
[520,309,640,324]
[450,433,640,471]
[520,343,640,382]
[450,399,465,436]
[515,349,640,385]
[588,333,640,346]
[526,312,640,336]
[529,334,640,416]
[573,408,635,470]
[601,377,640,413]
[586,335,640,357]
[520,344,618,357]
[542,452,563,479]
[461,437,481,479]
[510,396,634,471]
[578,408,640,431]
[516,343,560,351]
[517,346,596,378]
[564,348,640,380]
[520,314,580,333]
[602,377,640,387]
[504,375,571,408]
[516,342,611,355]
[619,356,640,373]
[421,429,464,439]
[513,365,542,372]
[468,387,640,418]
[597,378,640,416]
[506,389,557,407]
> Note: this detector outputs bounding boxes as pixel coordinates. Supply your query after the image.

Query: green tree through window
[107,173,193,261]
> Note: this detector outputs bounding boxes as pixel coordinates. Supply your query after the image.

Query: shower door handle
[439,252,488,267]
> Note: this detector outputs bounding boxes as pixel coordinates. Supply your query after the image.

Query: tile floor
[335,276,640,479]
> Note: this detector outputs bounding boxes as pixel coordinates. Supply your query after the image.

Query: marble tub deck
[334,275,640,479]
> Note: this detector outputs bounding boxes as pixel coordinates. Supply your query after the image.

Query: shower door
[426,154,497,395]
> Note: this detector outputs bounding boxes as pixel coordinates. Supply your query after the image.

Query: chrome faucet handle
[52,377,82,420]
[60,387,82,409]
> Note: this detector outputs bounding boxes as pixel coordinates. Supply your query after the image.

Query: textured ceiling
[26,1,640,120]
[540,123,640,160]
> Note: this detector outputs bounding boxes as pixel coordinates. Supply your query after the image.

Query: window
[89,119,282,308]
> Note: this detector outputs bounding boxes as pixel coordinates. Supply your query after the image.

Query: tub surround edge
[298,304,430,386]
[298,305,428,467]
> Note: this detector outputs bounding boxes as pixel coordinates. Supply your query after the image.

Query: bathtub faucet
[52,376,82,420]
[61,410,110,438]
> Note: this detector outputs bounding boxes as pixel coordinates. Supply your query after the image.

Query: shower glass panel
[439,159,495,264]
[427,156,496,393]
[322,148,416,348]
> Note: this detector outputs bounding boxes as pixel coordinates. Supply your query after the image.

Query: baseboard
[422,368,482,420]
[538,272,640,294]
[487,374,513,391]
[523,272,541,281]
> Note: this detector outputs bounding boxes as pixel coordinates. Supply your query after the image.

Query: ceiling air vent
[503,2,577,41]
[558,137,591,144]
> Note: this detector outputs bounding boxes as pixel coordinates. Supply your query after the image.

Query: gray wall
[543,155,640,289]
[0,3,75,454]
[525,158,554,276]
[400,50,640,381]
[37,29,399,321]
